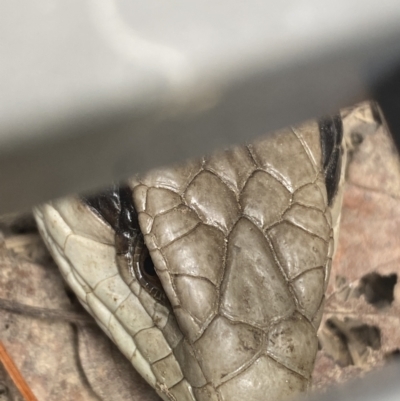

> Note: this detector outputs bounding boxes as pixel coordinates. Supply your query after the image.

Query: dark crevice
[64,286,82,308]
[357,272,397,308]
[321,317,381,367]
[349,324,381,350]
[0,213,38,236]
[385,349,400,362]
[0,383,8,396]
[350,131,364,147]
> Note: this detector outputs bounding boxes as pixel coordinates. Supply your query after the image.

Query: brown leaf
[0,233,99,401]
[313,102,400,391]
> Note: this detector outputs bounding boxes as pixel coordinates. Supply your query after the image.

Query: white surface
[1,0,400,212]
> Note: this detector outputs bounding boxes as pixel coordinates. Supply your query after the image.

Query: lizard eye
[134,240,165,302]
[143,250,157,276]
[83,185,167,304]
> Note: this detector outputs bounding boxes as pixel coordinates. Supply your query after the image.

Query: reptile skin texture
[34,118,344,401]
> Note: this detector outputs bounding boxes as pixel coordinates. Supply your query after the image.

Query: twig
[0,340,38,401]
[0,297,95,325]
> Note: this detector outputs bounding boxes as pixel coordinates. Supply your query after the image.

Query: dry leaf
[312,102,400,391]
[0,233,99,401]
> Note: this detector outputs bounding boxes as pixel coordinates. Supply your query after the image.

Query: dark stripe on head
[319,115,343,205]
[82,185,167,304]
[83,184,140,235]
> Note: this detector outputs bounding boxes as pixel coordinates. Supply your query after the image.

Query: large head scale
[34,116,345,401]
